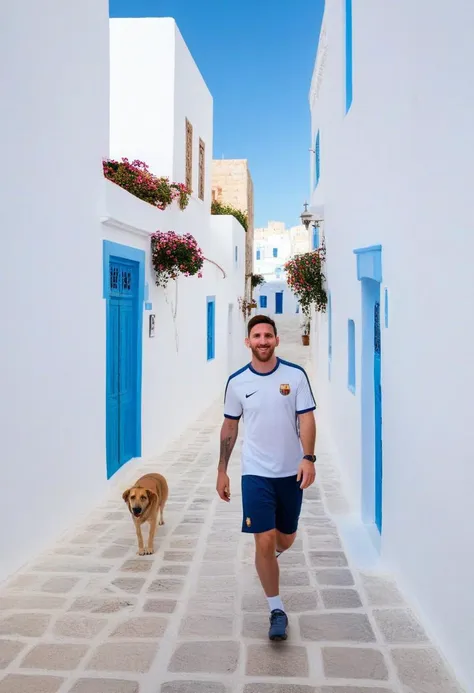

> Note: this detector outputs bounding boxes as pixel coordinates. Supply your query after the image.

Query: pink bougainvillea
[151,230,204,288]
[284,244,327,316]
[103,158,190,211]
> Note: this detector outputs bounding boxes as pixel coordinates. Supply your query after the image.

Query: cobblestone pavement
[0,318,463,693]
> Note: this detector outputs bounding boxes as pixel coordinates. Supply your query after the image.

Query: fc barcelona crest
[280,384,291,396]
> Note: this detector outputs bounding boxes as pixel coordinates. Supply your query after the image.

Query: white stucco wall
[310,1,474,689]
[103,183,246,460]
[109,18,176,178]
[0,0,110,582]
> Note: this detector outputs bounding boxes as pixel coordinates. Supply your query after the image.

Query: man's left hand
[296,459,316,490]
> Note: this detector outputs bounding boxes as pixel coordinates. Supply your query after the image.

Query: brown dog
[122,473,169,555]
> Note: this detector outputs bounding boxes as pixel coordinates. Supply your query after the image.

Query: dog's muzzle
[132,507,142,516]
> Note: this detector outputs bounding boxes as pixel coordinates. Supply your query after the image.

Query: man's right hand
[216,471,231,502]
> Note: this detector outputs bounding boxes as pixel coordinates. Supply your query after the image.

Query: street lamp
[300,202,313,230]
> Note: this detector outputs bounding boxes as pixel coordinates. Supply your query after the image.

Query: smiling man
[216,314,317,641]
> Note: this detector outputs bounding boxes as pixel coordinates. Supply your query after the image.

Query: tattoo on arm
[218,423,238,471]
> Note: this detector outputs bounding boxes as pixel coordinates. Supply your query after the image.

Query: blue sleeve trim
[224,414,241,420]
[223,364,250,402]
[297,406,316,415]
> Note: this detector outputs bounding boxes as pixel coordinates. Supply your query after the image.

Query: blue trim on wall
[348,319,356,394]
[384,288,389,328]
[345,0,353,113]
[145,302,153,311]
[315,130,321,187]
[103,240,145,477]
[353,245,382,283]
[206,295,216,361]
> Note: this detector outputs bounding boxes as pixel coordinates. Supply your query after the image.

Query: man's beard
[251,345,275,362]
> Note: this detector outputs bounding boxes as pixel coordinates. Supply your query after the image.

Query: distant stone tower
[211,159,254,301]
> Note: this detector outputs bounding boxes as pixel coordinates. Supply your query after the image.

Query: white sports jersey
[224,357,316,478]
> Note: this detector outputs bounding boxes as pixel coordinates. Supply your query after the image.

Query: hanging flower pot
[302,334,310,346]
[151,230,204,288]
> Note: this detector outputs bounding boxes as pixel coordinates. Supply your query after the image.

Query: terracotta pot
[302,334,310,346]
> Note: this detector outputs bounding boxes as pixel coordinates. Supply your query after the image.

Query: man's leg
[275,475,304,558]
[241,476,288,641]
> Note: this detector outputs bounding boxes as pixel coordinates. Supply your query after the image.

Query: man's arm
[298,410,316,456]
[218,417,239,472]
[297,411,316,489]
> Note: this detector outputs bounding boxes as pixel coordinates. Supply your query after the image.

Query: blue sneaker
[269,609,288,641]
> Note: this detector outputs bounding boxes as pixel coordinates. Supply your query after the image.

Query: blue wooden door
[106,259,139,478]
[275,291,283,314]
[373,300,383,532]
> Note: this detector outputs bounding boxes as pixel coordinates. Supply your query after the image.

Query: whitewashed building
[0,5,246,583]
[309,1,474,690]
[252,221,311,315]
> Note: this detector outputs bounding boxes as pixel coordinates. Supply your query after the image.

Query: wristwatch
[303,454,316,463]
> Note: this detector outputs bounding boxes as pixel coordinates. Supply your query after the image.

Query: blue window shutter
[260,295,267,308]
[345,0,353,113]
[348,319,356,393]
[207,297,215,360]
[312,226,320,249]
[273,247,278,258]
[315,131,321,186]
[256,250,260,260]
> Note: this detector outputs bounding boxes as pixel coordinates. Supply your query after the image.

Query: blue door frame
[354,245,383,533]
[275,291,283,314]
[103,241,145,479]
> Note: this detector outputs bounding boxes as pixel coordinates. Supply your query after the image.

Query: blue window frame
[348,319,356,393]
[315,130,321,186]
[273,247,278,258]
[345,0,353,113]
[384,288,389,328]
[259,295,267,308]
[256,249,261,261]
[206,296,215,360]
[312,225,320,250]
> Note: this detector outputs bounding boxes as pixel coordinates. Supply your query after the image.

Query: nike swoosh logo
[245,391,258,398]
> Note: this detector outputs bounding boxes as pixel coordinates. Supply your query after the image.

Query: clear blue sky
[109,0,325,229]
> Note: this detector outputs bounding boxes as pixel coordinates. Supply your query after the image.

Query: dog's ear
[146,489,158,503]
[122,488,131,504]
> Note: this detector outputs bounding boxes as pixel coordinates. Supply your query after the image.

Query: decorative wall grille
[185,118,193,192]
[198,138,205,200]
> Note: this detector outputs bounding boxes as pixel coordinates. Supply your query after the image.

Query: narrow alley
[0,319,462,693]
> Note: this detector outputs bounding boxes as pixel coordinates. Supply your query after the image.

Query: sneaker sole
[269,632,288,641]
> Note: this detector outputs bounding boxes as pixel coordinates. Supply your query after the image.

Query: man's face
[246,323,279,362]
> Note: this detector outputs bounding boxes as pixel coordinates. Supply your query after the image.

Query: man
[216,314,317,641]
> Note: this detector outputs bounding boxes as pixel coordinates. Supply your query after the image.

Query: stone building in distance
[212,159,254,299]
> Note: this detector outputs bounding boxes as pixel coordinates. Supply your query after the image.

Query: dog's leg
[159,502,165,526]
[135,521,146,556]
[145,516,157,555]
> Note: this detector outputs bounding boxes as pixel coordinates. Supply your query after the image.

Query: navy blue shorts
[241,474,303,535]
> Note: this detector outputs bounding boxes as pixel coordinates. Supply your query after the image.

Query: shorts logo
[246,517,252,527]
[279,384,291,396]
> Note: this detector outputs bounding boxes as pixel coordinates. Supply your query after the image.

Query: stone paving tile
[0,640,26,668]
[0,320,465,693]
[168,640,240,673]
[69,678,140,693]
[20,643,88,670]
[246,643,309,677]
[0,674,64,693]
[322,647,389,680]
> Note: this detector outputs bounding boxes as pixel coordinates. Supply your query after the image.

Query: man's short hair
[247,314,277,337]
